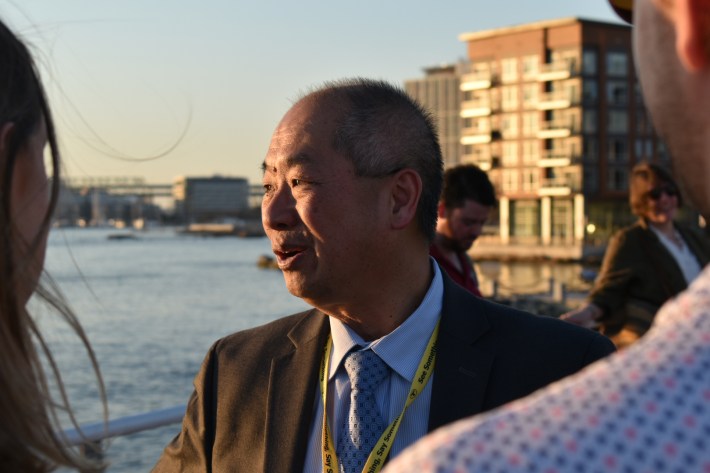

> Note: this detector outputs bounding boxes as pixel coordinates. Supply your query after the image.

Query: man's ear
[390,169,422,230]
[675,0,710,71]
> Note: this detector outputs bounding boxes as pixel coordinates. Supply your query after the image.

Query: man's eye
[291,179,302,187]
[263,183,274,193]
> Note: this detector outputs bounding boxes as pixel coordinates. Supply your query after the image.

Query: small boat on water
[256,255,280,270]
[107,232,138,241]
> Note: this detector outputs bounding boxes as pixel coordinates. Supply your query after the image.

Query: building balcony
[536,120,579,139]
[461,99,493,118]
[537,177,581,196]
[537,61,580,82]
[538,151,582,167]
[461,132,493,145]
[536,91,581,110]
[460,152,494,171]
[461,70,496,91]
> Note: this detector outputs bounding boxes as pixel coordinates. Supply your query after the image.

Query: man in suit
[153,78,614,472]
[430,164,497,297]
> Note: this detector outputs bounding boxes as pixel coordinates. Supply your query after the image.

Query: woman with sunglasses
[562,162,710,347]
[1,18,106,471]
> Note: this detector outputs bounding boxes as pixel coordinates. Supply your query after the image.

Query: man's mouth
[273,245,307,267]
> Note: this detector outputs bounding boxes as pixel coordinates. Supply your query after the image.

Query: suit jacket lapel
[428,275,494,431]
[263,310,330,473]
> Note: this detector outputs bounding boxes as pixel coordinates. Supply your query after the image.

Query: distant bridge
[62,176,265,199]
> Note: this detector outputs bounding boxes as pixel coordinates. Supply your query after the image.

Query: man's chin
[284,273,315,299]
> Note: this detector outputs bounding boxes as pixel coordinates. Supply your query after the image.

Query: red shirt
[429,244,482,297]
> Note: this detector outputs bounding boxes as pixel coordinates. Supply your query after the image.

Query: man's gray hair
[300,78,444,241]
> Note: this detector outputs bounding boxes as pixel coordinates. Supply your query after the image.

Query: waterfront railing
[63,404,186,472]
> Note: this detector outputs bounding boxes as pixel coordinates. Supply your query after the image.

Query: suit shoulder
[212,309,321,357]
[470,297,615,353]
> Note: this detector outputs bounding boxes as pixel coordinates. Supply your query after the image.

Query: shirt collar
[329,258,444,382]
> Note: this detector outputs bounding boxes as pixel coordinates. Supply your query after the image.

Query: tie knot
[344,349,389,393]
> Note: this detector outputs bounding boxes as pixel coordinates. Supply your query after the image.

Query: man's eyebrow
[261,153,314,174]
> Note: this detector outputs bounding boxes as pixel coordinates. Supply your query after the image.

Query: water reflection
[475,260,593,298]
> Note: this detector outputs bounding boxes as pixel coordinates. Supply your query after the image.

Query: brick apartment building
[408,18,675,258]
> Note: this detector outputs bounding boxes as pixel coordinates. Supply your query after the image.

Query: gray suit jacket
[153,274,614,472]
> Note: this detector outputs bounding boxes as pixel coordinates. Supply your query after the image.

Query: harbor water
[36,228,591,471]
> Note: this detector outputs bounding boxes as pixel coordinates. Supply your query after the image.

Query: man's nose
[262,185,299,230]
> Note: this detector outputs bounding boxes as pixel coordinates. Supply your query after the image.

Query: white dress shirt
[650,224,702,284]
[302,259,443,472]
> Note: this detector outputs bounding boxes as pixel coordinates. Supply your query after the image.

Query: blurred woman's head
[629,162,681,226]
[1,18,104,472]
[1,18,57,304]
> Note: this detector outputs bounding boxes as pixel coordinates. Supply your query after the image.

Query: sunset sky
[3,0,620,184]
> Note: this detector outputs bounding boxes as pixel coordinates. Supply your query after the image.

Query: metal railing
[63,404,186,471]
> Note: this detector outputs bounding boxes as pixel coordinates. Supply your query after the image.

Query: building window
[502,142,519,166]
[470,117,489,133]
[501,114,519,138]
[607,166,629,191]
[522,54,539,80]
[645,139,654,158]
[522,112,539,137]
[583,110,598,134]
[556,109,580,133]
[549,49,580,74]
[522,140,540,164]
[512,200,539,237]
[608,111,629,134]
[607,51,628,77]
[584,165,599,193]
[583,80,598,103]
[522,168,539,192]
[608,138,628,163]
[501,57,519,83]
[607,80,628,105]
[658,140,671,162]
[474,146,490,164]
[501,86,519,111]
[634,138,655,161]
[584,138,599,163]
[502,169,519,192]
[522,83,538,109]
[583,49,598,75]
[552,199,573,238]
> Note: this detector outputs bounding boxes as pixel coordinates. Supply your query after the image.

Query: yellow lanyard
[319,320,440,473]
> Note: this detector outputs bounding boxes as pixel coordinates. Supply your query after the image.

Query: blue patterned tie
[337,349,389,473]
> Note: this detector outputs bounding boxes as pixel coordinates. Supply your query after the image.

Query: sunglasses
[647,184,678,200]
[608,0,634,24]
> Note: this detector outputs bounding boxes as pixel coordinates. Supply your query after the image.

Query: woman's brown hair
[1,19,106,472]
